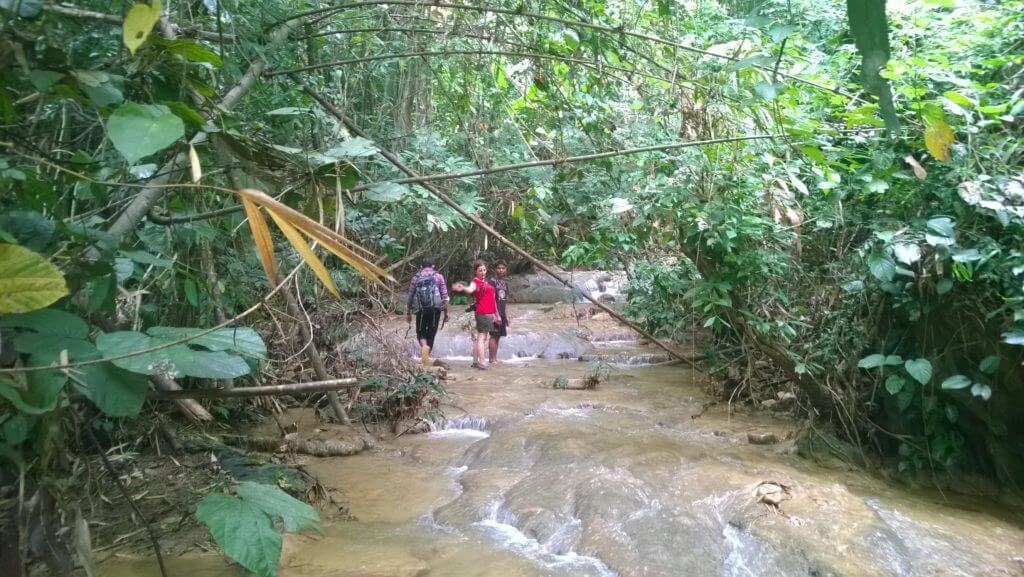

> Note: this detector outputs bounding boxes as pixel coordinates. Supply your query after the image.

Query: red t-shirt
[471,277,498,314]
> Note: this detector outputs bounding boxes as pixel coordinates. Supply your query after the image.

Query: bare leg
[488,335,500,364]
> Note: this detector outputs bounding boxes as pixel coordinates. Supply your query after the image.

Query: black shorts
[490,316,507,338]
[415,309,442,348]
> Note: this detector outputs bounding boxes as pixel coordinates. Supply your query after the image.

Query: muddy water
[104,305,1024,577]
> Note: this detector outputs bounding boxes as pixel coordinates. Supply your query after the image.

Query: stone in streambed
[747,432,781,445]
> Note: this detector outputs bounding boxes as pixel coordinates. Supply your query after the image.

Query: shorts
[415,309,442,348]
[490,316,507,338]
[474,313,495,333]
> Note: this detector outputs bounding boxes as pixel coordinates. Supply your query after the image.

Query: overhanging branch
[270,0,852,98]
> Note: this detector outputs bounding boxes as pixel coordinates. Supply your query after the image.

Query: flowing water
[104,304,1024,577]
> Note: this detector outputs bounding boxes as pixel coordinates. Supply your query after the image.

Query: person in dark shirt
[406,257,450,365]
[488,260,510,364]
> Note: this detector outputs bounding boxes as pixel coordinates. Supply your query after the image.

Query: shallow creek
[105,305,1024,577]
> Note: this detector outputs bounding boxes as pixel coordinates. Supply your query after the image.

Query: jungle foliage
[0,0,1022,574]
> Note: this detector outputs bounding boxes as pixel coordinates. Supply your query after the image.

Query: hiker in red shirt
[452,260,500,370]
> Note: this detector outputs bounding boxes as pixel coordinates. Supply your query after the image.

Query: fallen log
[147,378,359,400]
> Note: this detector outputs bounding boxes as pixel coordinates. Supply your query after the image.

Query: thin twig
[79,414,168,577]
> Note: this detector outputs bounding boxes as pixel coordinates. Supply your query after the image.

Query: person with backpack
[406,257,450,365]
[487,260,511,364]
[452,260,500,370]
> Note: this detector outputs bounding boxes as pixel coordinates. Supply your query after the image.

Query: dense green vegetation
[0,0,1022,574]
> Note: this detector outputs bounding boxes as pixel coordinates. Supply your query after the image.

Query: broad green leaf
[936,278,953,295]
[146,327,267,358]
[0,210,53,251]
[924,118,954,162]
[979,356,999,374]
[28,70,63,91]
[857,354,900,369]
[885,374,905,395]
[609,198,634,214]
[940,374,971,390]
[0,0,43,17]
[323,137,378,158]
[107,103,185,164]
[74,362,148,417]
[0,308,88,338]
[866,252,896,282]
[904,358,932,385]
[365,183,408,203]
[1001,330,1024,345]
[123,0,163,55]
[1,412,30,445]
[768,23,797,42]
[163,39,222,66]
[925,217,956,246]
[96,331,251,379]
[0,244,68,314]
[970,382,992,401]
[13,333,96,359]
[235,482,321,533]
[120,250,173,268]
[891,243,921,265]
[196,492,282,577]
[0,371,65,415]
[897,388,915,411]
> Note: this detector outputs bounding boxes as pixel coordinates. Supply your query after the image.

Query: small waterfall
[474,500,618,577]
[428,415,490,438]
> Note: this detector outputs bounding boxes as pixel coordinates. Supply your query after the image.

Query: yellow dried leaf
[924,119,954,162]
[265,209,340,298]
[235,189,393,286]
[188,144,202,183]
[123,0,163,56]
[240,197,279,287]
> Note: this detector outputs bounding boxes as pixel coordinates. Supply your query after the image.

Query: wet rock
[754,481,792,508]
[761,399,778,410]
[776,391,797,410]
[747,432,781,445]
[284,432,367,457]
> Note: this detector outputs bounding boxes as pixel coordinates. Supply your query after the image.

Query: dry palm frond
[235,188,394,295]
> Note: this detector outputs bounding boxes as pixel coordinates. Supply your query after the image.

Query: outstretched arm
[452,281,478,294]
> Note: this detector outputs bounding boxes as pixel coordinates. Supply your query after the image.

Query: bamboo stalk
[147,378,359,400]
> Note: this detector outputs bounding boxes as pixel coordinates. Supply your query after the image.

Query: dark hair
[421,257,435,268]
[494,260,507,268]
[472,259,487,273]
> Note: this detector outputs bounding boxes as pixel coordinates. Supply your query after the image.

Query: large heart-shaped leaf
[96,331,251,379]
[147,327,267,358]
[74,362,149,417]
[0,308,88,338]
[0,244,68,314]
[365,183,409,203]
[196,492,282,577]
[904,358,933,385]
[107,102,184,164]
[866,252,896,282]
[235,482,321,533]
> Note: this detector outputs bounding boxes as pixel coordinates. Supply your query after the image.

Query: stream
[104,303,1024,577]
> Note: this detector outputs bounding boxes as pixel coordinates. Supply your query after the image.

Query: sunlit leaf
[123,0,163,56]
[240,197,279,288]
[265,209,340,298]
[924,118,954,162]
[0,244,68,314]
